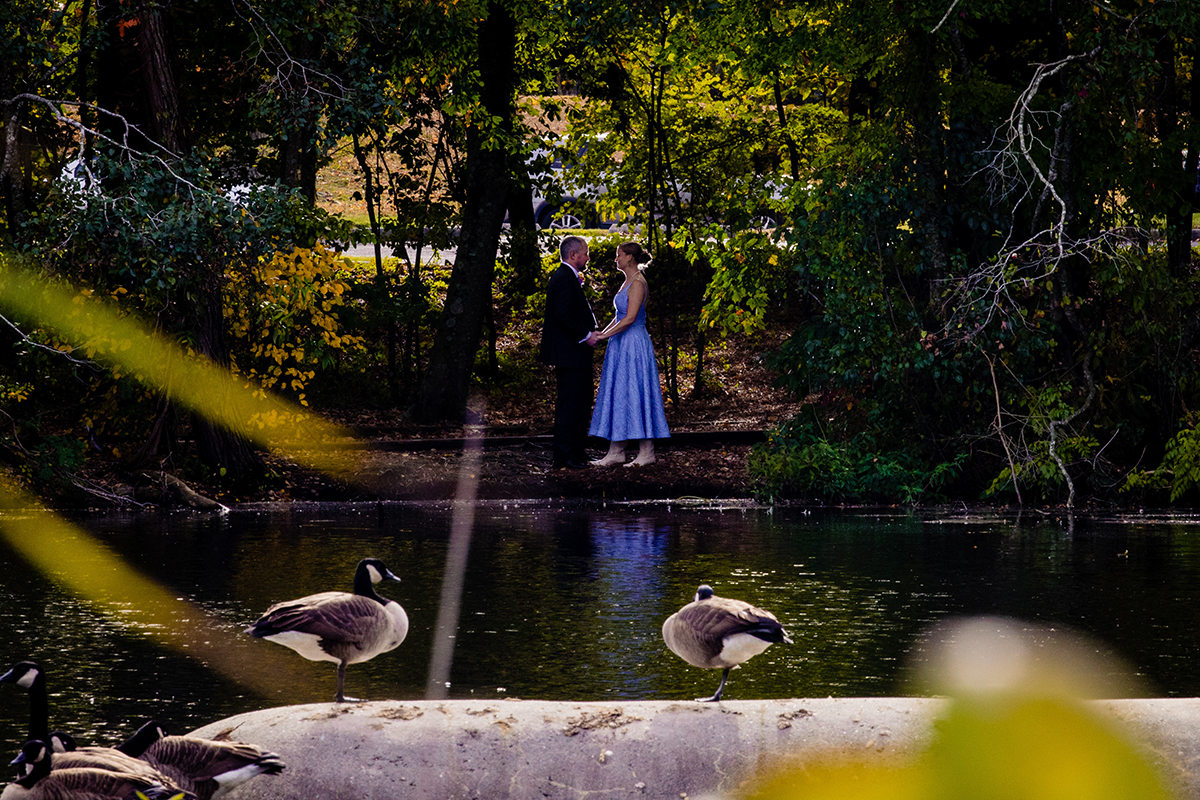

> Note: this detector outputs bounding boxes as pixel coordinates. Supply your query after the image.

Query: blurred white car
[526,136,616,230]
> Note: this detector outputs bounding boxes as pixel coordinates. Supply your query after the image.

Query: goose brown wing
[249,592,383,640]
[663,602,739,668]
[51,748,192,796]
[663,613,718,668]
[33,765,174,799]
[145,737,284,783]
[722,599,791,643]
[685,599,786,645]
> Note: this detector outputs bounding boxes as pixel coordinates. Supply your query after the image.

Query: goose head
[354,558,401,595]
[116,720,169,758]
[10,739,51,785]
[48,731,76,753]
[0,661,44,691]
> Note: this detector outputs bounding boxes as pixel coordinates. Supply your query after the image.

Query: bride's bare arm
[597,281,647,341]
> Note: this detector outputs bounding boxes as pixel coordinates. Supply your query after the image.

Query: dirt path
[255,432,764,504]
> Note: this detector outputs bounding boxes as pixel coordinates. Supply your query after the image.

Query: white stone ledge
[190,697,1200,799]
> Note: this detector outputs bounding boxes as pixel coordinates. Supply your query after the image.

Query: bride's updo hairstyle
[619,241,653,269]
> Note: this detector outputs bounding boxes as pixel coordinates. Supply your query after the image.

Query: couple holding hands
[540,235,671,470]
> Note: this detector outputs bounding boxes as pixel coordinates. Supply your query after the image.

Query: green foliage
[983,382,1099,501]
[1123,423,1200,502]
[749,418,965,504]
[25,150,351,304]
[344,259,443,329]
[0,377,32,405]
[25,434,87,485]
[692,227,796,337]
[10,149,358,472]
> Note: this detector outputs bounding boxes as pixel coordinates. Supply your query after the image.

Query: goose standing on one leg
[662,584,792,702]
[245,557,409,702]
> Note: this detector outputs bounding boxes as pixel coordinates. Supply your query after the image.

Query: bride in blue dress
[588,241,671,467]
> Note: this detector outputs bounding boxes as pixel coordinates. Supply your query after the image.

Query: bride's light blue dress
[589,282,671,441]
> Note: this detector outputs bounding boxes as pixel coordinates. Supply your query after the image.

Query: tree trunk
[772,75,801,183]
[0,97,30,237]
[690,328,707,400]
[94,0,132,146]
[1153,30,1192,279]
[352,132,401,402]
[191,284,265,481]
[75,0,95,144]
[135,0,186,152]
[505,161,540,297]
[279,31,321,201]
[1175,43,1200,280]
[94,0,187,154]
[281,112,319,201]
[412,1,516,422]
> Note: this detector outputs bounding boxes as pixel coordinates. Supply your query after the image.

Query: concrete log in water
[190,698,1200,799]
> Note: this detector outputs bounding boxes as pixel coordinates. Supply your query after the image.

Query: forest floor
[198,334,804,507]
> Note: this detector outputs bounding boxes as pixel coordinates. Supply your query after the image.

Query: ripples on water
[1,504,1198,753]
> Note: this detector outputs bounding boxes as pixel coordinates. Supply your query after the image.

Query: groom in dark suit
[540,235,599,469]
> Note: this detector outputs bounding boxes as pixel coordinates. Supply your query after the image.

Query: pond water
[1,502,1198,753]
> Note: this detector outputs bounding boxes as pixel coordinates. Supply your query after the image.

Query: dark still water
[1,503,1198,752]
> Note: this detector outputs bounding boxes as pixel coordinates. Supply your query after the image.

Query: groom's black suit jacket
[540,264,597,368]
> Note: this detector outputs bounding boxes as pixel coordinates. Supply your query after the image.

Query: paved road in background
[344,243,451,264]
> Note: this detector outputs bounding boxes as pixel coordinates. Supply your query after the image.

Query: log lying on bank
[137,471,226,509]
[190,698,932,799]
[190,698,1200,799]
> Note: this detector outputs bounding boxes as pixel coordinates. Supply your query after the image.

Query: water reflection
[588,517,669,697]
[1,505,1198,756]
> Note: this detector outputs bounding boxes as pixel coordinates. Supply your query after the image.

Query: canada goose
[0,662,50,743]
[46,732,196,800]
[114,721,284,800]
[245,557,409,702]
[662,584,793,702]
[4,739,182,800]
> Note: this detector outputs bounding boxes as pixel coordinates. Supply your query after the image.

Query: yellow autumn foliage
[225,243,366,406]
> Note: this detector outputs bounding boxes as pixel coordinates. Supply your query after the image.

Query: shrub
[749,419,965,504]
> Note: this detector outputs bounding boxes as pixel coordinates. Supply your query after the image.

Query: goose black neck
[353,565,386,604]
[115,720,163,757]
[29,678,49,743]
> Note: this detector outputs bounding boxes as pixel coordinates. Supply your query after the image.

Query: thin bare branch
[1047,352,1096,509]
[940,48,1110,341]
[983,349,1022,505]
[6,93,215,199]
[72,477,151,509]
[0,310,100,368]
[228,0,349,104]
[929,0,964,34]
